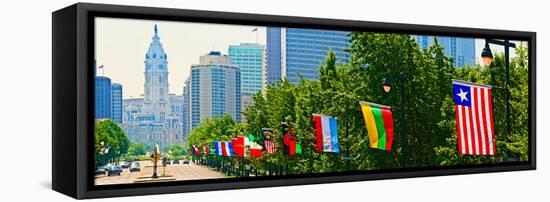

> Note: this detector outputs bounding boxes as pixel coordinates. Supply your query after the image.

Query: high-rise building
[190,51,241,128]
[266,27,282,85]
[228,43,265,120]
[110,83,123,124]
[95,76,111,119]
[122,25,184,147]
[266,27,350,84]
[415,36,476,67]
[182,78,191,136]
[229,43,265,95]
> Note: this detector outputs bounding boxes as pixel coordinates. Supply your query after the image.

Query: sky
[95,17,523,99]
[95,17,266,99]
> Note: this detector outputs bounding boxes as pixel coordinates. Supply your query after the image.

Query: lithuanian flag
[360,101,394,151]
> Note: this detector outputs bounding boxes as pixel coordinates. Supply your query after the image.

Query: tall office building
[415,36,476,67]
[190,51,241,128]
[110,83,123,124]
[228,43,265,119]
[95,76,111,119]
[229,43,265,95]
[266,27,350,84]
[266,27,282,85]
[182,78,191,137]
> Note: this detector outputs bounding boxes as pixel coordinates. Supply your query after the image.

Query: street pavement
[95,161,227,185]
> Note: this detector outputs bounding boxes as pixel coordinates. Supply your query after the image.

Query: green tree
[127,142,146,157]
[95,119,130,166]
[169,143,186,157]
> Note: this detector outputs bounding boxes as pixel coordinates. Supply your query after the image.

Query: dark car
[107,165,122,176]
[95,166,106,175]
[173,159,180,164]
[120,161,131,168]
[129,162,141,172]
[183,160,190,165]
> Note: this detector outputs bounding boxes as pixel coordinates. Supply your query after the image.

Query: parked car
[183,160,190,165]
[95,166,106,175]
[173,159,180,164]
[129,162,141,172]
[120,161,131,168]
[107,165,122,176]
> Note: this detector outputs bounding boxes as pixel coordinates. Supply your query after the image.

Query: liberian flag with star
[452,79,496,156]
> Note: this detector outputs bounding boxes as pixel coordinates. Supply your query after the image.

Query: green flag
[296,143,302,155]
[248,132,256,142]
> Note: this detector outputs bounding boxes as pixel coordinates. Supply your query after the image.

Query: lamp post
[481,39,516,138]
[382,72,408,167]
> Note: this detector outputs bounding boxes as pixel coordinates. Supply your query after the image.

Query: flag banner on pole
[222,141,234,157]
[250,142,263,157]
[231,138,238,156]
[215,141,223,156]
[232,137,247,157]
[452,79,496,155]
[262,128,278,154]
[203,146,209,155]
[248,132,256,143]
[312,114,340,153]
[209,143,215,155]
[192,145,200,154]
[281,123,297,156]
[360,101,394,151]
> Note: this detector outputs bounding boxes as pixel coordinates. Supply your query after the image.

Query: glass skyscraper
[110,83,123,124]
[266,27,282,84]
[182,78,191,136]
[415,36,476,67]
[190,51,241,128]
[266,27,350,84]
[228,43,265,95]
[95,76,111,119]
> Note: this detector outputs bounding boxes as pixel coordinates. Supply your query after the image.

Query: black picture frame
[52,2,536,199]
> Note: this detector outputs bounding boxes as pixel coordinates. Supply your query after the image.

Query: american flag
[262,128,278,154]
[453,79,496,155]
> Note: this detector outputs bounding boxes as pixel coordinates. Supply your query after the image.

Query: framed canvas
[52,3,536,199]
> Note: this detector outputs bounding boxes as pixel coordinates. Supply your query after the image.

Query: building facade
[95,76,111,119]
[122,25,185,147]
[266,27,350,84]
[110,83,123,124]
[190,51,241,128]
[182,78,191,137]
[266,27,282,85]
[415,35,476,67]
[228,43,265,95]
[228,43,265,120]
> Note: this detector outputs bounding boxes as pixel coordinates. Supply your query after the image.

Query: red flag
[250,142,263,157]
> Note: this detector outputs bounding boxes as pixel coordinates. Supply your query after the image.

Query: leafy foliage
[95,119,130,166]
[188,33,530,173]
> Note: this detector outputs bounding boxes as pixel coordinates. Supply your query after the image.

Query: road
[95,161,227,185]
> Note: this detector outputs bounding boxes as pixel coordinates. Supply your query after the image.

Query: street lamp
[382,77,392,93]
[481,42,493,67]
[382,72,408,167]
[481,39,515,138]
